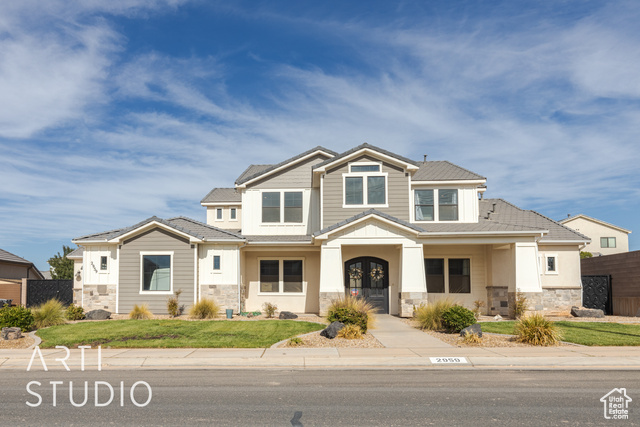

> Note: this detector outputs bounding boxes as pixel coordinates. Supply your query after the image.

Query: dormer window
[414,189,458,221]
[343,162,387,207]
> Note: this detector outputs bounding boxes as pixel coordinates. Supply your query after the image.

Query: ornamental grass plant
[32,299,67,329]
[326,295,376,333]
[515,313,561,346]
[337,324,363,340]
[413,298,455,331]
[129,304,153,320]
[189,298,220,319]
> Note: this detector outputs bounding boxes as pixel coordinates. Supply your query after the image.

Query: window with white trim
[545,254,558,274]
[100,256,108,271]
[261,191,303,223]
[600,237,616,248]
[216,208,223,221]
[259,259,304,294]
[424,257,471,293]
[344,162,387,207]
[414,189,459,221]
[141,253,172,292]
[230,208,237,221]
[213,255,221,271]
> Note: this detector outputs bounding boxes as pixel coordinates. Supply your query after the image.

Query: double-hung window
[424,258,471,294]
[600,237,616,248]
[141,253,172,293]
[259,259,304,294]
[262,191,303,223]
[414,189,458,221]
[344,163,387,207]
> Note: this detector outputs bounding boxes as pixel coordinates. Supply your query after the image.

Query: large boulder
[85,309,112,320]
[320,321,345,339]
[1,327,22,340]
[460,323,482,338]
[570,306,605,318]
[279,311,298,320]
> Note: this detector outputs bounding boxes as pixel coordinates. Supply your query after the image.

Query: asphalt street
[2,369,639,426]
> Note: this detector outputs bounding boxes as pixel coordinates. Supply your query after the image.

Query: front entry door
[344,257,389,314]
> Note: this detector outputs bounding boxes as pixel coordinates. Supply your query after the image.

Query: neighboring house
[560,214,631,256]
[0,248,45,306]
[72,143,589,316]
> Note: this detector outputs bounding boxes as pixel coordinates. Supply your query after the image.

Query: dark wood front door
[344,257,389,314]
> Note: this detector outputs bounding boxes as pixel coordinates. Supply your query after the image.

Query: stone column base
[486,286,509,316]
[83,284,117,313]
[200,284,239,313]
[399,292,428,317]
[542,288,581,315]
[319,292,344,316]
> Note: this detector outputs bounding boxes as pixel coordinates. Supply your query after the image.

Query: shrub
[129,304,153,320]
[512,291,528,319]
[0,305,35,331]
[515,314,561,346]
[580,251,593,259]
[441,305,476,333]
[65,303,85,321]
[337,324,363,340]
[167,289,183,318]
[413,298,455,331]
[461,330,483,344]
[32,299,67,329]
[262,302,277,319]
[473,300,486,319]
[326,295,376,333]
[189,298,220,319]
[289,337,303,346]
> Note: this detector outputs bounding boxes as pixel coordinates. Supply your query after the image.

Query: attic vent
[423,154,428,162]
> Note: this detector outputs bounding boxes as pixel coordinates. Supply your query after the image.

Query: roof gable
[560,214,632,234]
[200,187,242,204]
[314,209,424,239]
[312,143,419,173]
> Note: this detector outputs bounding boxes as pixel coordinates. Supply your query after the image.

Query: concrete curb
[28,331,41,349]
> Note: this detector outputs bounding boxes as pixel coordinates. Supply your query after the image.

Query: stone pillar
[200,284,239,313]
[486,286,509,316]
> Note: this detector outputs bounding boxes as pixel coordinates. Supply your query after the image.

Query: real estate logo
[600,388,632,420]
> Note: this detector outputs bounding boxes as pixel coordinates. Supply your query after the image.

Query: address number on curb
[429,357,469,364]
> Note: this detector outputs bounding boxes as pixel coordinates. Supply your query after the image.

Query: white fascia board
[539,239,591,245]
[411,179,487,186]
[108,221,204,244]
[71,239,110,244]
[418,230,548,238]
[201,202,242,207]
[203,239,246,244]
[236,150,335,189]
[246,241,313,246]
[314,215,421,240]
[313,148,419,173]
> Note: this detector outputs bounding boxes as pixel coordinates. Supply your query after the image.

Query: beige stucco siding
[422,244,487,309]
[206,205,242,230]
[563,217,629,255]
[118,228,195,314]
[243,249,320,313]
[323,155,410,228]
[538,244,582,289]
[248,154,331,189]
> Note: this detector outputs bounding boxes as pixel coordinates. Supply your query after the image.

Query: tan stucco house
[560,214,631,256]
[72,144,589,316]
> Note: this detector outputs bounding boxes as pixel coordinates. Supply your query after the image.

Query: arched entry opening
[344,256,389,314]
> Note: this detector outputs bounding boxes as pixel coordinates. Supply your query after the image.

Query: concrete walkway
[369,315,452,348]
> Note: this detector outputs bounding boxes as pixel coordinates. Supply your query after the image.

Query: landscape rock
[1,327,22,340]
[493,314,503,321]
[279,311,298,319]
[0,299,12,308]
[85,309,112,320]
[460,323,482,338]
[320,321,345,339]
[570,306,604,318]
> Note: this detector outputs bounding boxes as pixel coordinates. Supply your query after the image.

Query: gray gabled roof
[73,216,245,243]
[0,248,35,265]
[314,209,425,237]
[312,142,419,171]
[560,214,632,234]
[479,199,590,242]
[413,160,486,181]
[200,187,242,204]
[67,247,84,259]
[235,146,337,185]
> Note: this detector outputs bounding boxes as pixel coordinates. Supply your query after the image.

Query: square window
[262,192,281,223]
[345,177,363,205]
[100,256,107,271]
[230,208,237,220]
[284,192,303,223]
[213,255,221,270]
[415,190,434,221]
[367,176,386,204]
[439,190,458,221]
[260,260,280,292]
[449,259,470,293]
[425,259,444,293]
[142,255,171,291]
[283,260,303,292]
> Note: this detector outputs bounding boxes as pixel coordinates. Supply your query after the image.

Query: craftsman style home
[72,144,589,316]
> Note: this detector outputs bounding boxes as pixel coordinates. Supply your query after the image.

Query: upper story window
[262,191,303,223]
[414,189,458,221]
[601,237,616,248]
[344,163,387,207]
[216,208,223,221]
[230,208,237,221]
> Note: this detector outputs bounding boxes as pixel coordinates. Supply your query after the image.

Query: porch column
[399,244,427,317]
[512,242,543,312]
[318,243,344,315]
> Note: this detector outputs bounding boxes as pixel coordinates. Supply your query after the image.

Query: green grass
[480,321,640,346]
[36,319,324,349]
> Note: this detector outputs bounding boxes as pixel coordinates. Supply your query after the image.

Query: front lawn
[480,321,640,346]
[36,319,325,348]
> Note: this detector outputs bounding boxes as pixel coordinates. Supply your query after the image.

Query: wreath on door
[370,267,385,281]
[348,267,363,280]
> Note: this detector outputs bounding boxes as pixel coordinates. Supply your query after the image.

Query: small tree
[47,245,75,280]
[580,251,593,259]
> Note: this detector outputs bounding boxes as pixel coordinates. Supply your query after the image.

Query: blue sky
[1,0,639,270]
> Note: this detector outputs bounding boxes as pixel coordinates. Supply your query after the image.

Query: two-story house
[560,214,631,256]
[72,143,589,316]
